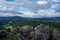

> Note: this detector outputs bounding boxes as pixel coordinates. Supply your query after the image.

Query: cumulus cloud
[0,0,51,12]
[37,10,60,17]
[16,9,60,18]
[0,0,60,18]
[37,1,48,4]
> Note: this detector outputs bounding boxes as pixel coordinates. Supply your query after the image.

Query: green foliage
[4,24,13,32]
[0,20,60,30]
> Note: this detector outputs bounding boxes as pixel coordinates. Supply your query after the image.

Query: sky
[0,0,60,18]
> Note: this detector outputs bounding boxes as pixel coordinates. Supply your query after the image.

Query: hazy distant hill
[0,16,60,21]
[0,16,60,29]
[0,16,28,21]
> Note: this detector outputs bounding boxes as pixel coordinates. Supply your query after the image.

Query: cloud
[0,12,23,17]
[18,9,60,18]
[37,9,60,17]
[0,12,15,17]
[37,1,48,4]
[0,0,51,12]
[20,12,42,18]
[51,2,60,12]
[51,0,60,2]
[0,0,60,18]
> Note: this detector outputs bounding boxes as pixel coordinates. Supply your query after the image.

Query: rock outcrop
[53,29,60,40]
[0,24,60,40]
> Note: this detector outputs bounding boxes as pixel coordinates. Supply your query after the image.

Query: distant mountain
[0,16,60,21]
[0,16,28,27]
[0,16,29,22]
[0,16,60,28]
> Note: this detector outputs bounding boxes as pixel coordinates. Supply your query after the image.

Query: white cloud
[0,0,60,18]
[37,1,48,4]
[37,9,60,17]
[0,9,60,18]
[18,12,41,18]
[17,9,60,18]
[0,0,51,12]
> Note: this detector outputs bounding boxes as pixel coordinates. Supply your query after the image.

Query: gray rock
[33,24,51,40]
[53,29,60,40]
[17,34,26,40]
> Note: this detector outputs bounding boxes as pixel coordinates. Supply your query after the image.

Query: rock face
[0,30,8,39]
[53,29,60,40]
[0,24,60,40]
[33,24,51,40]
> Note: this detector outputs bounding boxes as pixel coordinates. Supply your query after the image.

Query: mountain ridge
[0,16,60,21]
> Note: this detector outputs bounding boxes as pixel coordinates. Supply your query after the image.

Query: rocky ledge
[0,24,60,40]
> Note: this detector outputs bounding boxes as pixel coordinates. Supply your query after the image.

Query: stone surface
[0,24,60,40]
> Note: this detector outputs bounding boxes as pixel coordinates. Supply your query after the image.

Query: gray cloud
[0,0,60,17]
[0,0,51,13]
[0,10,23,14]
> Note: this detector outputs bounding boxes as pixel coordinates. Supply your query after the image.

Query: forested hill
[0,16,60,21]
